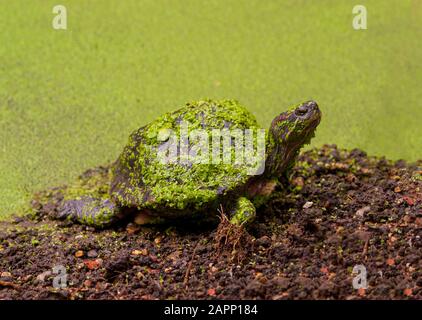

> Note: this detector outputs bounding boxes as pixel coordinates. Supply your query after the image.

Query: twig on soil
[183,240,200,288]
[214,205,251,264]
[362,238,369,259]
[0,280,20,289]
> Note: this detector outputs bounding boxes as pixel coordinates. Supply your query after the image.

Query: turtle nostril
[307,100,319,111]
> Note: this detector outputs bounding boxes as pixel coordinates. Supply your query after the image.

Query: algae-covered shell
[110,99,263,217]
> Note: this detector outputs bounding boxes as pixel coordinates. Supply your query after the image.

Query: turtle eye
[295,105,308,116]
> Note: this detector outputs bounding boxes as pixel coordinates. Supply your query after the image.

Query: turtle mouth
[300,110,321,147]
[297,101,322,144]
[306,110,321,135]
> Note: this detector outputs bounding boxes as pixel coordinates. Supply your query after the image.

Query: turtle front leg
[57,197,120,228]
[229,197,256,227]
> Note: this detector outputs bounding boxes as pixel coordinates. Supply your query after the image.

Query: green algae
[111,99,261,214]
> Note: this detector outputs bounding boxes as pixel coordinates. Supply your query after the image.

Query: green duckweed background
[0,0,421,217]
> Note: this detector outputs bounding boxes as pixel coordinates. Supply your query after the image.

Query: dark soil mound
[0,145,421,300]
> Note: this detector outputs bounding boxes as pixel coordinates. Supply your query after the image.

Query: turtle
[51,99,321,228]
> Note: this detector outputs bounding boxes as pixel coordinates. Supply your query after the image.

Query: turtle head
[267,101,321,176]
[271,100,321,146]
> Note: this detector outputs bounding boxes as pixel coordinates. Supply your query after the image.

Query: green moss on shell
[111,99,262,216]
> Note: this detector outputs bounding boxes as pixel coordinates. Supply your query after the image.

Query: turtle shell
[110,99,263,217]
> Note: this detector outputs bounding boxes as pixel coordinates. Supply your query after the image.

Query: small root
[214,205,253,264]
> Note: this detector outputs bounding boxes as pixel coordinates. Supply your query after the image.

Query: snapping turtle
[53,99,321,228]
